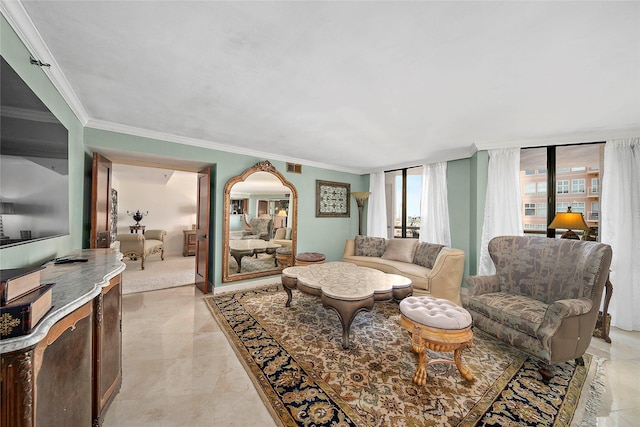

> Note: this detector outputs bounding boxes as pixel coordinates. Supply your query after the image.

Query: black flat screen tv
[0,55,69,248]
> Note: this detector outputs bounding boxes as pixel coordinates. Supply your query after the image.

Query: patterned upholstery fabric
[413,242,444,269]
[242,218,273,241]
[463,235,612,365]
[381,239,418,263]
[354,235,386,257]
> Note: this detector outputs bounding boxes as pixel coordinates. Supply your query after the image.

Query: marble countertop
[1,248,125,353]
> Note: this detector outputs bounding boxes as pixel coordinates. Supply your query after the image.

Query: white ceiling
[3,1,639,173]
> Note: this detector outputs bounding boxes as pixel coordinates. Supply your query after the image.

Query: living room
[1,1,638,426]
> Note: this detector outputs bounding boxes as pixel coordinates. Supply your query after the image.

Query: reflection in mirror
[223,161,297,282]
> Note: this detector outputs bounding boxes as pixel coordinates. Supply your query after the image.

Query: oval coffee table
[282,262,412,349]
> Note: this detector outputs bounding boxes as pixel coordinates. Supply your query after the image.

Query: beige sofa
[116,229,166,270]
[463,235,612,380]
[273,227,292,247]
[342,237,465,305]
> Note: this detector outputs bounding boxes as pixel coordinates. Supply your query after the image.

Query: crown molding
[86,119,365,175]
[473,127,640,151]
[0,0,89,125]
[364,144,478,174]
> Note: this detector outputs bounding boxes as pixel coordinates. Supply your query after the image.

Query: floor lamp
[351,192,371,236]
[548,207,589,239]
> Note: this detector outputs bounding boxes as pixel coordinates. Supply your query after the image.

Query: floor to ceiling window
[385,166,423,238]
[520,143,604,240]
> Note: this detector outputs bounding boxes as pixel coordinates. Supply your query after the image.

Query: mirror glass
[223,161,297,282]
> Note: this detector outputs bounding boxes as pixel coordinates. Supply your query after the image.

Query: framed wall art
[316,180,350,217]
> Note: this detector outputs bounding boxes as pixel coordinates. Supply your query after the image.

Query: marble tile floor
[103,285,640,427]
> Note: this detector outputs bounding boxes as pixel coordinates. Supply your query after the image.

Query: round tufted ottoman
[294,252,326,266]
[399,296,474,385]
[275,247,293,268]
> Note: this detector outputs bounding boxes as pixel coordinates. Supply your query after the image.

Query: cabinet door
[35,302,94,426]
[93,274,122,425]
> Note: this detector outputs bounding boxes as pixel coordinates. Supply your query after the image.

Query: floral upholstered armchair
[116,230,166,270]
[462,235,612,381]
[242,217,273,241]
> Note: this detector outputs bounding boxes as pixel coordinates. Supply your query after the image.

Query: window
[524,223,535,230]
[557,180,569,194]
[524,169,536,176]
[571,179,585,194]
[524,182,536,196]
[537,181,546,194]
[525,203,536,216]
[590,178,599,195]
[571,202,585,215]
[557,202,570,213]
[589,202,600,221]
[537,203,547,218]
[521,142,604,239]
[385,166,423,238]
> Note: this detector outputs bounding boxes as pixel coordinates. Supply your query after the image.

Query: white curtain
[479,148,524,275]
[601,138,640,331]
[367,171,388,238]
[419,162,451,246]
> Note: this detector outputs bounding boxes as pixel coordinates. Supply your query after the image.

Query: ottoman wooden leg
[411,340,428,386]
[453,341,474,381]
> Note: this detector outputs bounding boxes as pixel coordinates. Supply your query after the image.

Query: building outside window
[537,181,546,194]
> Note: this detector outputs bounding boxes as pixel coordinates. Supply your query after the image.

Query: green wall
[1,15,86,268]
[85,127,369,288]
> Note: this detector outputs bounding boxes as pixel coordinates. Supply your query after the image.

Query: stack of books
[1,267,55,339]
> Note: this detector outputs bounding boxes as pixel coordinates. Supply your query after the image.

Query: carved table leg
[321,294,375,349]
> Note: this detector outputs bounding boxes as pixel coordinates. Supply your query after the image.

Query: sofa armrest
[343,239,356,258]
[116,233,144,255]
[537,297,593,348]
[427,247,465,305]
[465,275,500,296]
[144,229,166,241]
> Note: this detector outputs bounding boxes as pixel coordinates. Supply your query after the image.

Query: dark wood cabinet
[0,250,123,427]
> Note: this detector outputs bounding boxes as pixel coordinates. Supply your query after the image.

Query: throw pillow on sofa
[413,242,445,269]
[381,239,418,263]
[354,235,386,257]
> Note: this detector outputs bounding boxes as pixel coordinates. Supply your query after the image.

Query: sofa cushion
[381,239,418,263]
[354,235,386,257]
[465,292,548,338]
[413,242,444,268]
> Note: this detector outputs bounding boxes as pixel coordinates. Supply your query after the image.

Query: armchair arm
[427,247,465,305]
[144,230,166,241]
[343,239,356,258]
[537,297,593,348]
[115,234,144,254]
[465,275,500,297]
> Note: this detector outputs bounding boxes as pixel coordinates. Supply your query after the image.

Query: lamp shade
[549,212,589,231]
[351,192,371,200]
[277,209,287,217]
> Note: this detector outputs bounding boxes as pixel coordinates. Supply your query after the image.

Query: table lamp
[548,207,589,239]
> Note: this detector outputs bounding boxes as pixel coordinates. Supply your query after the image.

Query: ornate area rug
[204,285,603,427]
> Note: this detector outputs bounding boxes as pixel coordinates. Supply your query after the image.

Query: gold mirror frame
[222,161,297,282]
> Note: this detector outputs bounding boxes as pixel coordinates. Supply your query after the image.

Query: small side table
[183,230,196,256]
[129,225,146,234]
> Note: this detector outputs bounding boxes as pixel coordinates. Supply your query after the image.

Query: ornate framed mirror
[222,161,297,282]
